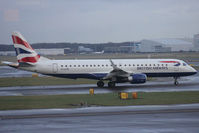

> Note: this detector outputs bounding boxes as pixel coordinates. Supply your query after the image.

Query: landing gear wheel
[97,81,104,87]
[108,81,116,88]
[174,80,179,85]
[174,77,179,86]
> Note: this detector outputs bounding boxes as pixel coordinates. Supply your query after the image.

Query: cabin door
[52,63,58,73]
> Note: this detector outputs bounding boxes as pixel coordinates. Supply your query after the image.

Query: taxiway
[0,104,199,133]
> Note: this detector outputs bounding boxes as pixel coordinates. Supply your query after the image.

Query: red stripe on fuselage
[160,61,179,63]
[18,55,40,63]
[12,35,33,50]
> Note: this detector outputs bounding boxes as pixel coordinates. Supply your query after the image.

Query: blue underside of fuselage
[47,72,197,80]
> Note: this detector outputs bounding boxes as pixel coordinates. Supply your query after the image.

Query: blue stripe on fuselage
[46,72,197,79]
[47,73,107,79]
[145,72,197,77]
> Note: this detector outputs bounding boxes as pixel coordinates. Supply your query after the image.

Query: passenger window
[74,65,76,67]
[162,64,164,66]
[145,64,147,66]
[65,65,67,67]
[153,64,155,66]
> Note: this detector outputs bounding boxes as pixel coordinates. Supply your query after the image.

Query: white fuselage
[21,59,197,79]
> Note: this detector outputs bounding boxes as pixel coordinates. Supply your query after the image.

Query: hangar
[140,38,193,52]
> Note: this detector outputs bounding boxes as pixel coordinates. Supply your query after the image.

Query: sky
[0,0,199,44]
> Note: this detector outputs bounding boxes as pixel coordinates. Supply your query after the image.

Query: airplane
[2,32,197,87]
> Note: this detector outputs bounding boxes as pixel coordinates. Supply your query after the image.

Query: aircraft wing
[103,59,130,80]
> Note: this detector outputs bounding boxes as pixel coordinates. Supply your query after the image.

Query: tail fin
[12,32,40,64]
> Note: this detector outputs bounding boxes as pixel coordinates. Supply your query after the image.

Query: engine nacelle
[128,74,147,84]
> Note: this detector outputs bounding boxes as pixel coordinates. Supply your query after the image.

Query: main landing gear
[108,81,115,88]
[174,77,179,86]
[97,80,116,88]
[97,80,104,87]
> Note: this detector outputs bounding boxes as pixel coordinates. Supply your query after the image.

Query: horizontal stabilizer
[1,61,19,68]
[1,61,35,68]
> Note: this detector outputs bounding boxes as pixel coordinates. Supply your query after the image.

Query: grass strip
[0,77,97,87]
[0,77,155,87]
[0,91,199,110]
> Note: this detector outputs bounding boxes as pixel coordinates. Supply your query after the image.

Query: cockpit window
[183,62,187,66]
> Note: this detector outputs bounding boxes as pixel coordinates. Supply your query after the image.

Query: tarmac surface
[0,104,199,133]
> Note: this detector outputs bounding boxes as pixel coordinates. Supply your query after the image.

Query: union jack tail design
[12,32,40,64]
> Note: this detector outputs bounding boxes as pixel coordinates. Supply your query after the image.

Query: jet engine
[128,74,147,84]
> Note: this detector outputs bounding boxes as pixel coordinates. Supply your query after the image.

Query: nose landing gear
[174,77,179,85]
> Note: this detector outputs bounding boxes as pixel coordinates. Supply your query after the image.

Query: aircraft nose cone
[190,66,197,74]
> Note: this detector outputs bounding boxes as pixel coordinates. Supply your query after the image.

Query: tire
[97,81,104,87]
[174,81,179,86]
[174,77,179,86]
[108,81,115,88]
